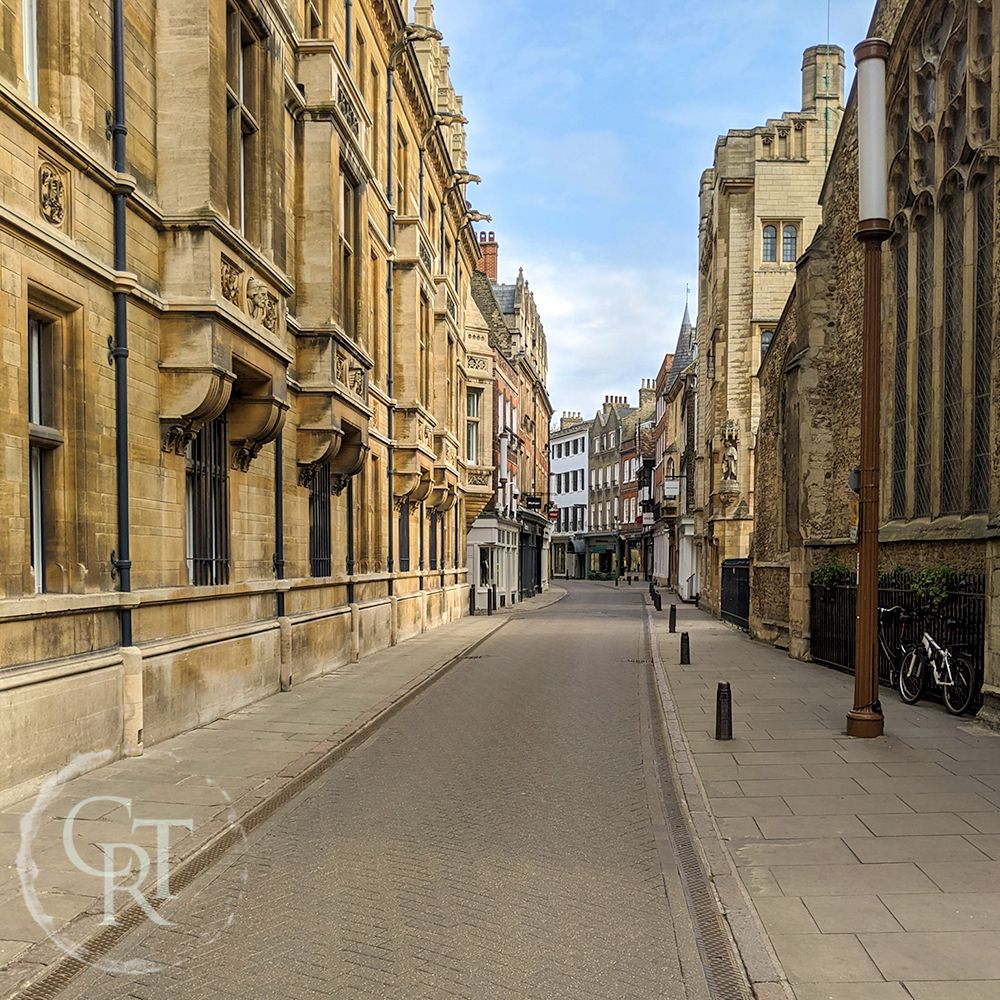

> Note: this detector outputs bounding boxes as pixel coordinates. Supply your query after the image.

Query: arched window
[762,225,777,262]
[782,225,799,262]
[890,224,909,520]
[760,329,774,361]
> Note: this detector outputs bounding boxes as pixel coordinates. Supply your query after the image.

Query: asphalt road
[62,582,709,999]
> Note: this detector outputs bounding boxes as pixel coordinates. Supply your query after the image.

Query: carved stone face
[247,279,269,320]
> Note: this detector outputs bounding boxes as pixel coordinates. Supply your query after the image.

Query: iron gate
[721,559,750,631]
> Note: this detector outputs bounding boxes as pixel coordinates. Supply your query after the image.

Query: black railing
[721,559,750,631]
[810,570,985,699]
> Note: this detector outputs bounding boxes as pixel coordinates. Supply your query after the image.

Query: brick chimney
[477,231,498,282]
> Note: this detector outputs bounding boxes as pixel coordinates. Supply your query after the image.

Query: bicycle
[897,616,977,716]
[877,605,912,690]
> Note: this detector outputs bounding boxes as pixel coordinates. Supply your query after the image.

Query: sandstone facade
[0,0,498,799]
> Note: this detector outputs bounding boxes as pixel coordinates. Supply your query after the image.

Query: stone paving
[650,596,1000,1000]
[0,591,562,997]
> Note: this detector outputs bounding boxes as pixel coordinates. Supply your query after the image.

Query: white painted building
[548,414,590,579]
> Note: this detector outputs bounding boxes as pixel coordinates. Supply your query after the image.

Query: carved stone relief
[38,160,68,228]
[221,256,243,306]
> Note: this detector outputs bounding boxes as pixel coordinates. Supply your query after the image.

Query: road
[62,583,710,999]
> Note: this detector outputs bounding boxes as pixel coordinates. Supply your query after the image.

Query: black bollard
[716,682,733,741]
[669,603,677,634]
[655,592,662,612]
[470,586,476,616]
[487,586,495,616]
[680,632,691,665]
[628,575,632,586]
[615,575,619,587]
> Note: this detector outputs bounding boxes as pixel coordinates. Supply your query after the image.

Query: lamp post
[848,38,891,739]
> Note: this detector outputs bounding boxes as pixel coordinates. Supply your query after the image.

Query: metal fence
[809,570,985,695]
[721,559,750,631]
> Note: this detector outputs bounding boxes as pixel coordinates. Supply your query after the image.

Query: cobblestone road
[60,584,709,999]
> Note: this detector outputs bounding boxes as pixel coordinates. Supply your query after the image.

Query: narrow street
[62,585,710,1000]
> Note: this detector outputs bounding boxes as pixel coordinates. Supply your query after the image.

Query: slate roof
[492,283,517,314]
[666,302,696,392]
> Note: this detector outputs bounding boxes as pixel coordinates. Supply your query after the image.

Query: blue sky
[433,0,875,419]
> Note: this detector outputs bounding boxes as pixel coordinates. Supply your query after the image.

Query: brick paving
[649,597,1000,1000]
[18,584,708,1000]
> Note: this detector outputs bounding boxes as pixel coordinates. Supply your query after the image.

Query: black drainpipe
[110,0,132,647]
[274,433,285,617]
[385,63,396,596]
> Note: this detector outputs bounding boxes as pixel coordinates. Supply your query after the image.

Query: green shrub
[811,559,853,588]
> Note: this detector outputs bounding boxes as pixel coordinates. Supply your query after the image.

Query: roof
[492,283,516,314]
[666,302,696,392]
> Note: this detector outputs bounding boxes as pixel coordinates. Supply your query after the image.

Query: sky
[432,0,876,421]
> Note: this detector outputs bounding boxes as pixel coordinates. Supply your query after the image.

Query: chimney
[477,231,499,282]
[802,44,845,113]
[639,378,655,410]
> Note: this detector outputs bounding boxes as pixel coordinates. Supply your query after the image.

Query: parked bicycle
[896,615,977,716]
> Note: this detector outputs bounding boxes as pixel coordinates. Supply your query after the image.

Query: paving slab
[769,933,883,983]
[860,931,1000,981]
[802,895,903,933]
[880,892,1000,931]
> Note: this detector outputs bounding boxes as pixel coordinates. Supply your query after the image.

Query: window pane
[782,225,798,262]
[28,316,43,425]
[30,446,43,593]
[23,0,38,104]
[763,225,777,262]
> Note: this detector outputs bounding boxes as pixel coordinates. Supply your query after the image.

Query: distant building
[549,414,591,579]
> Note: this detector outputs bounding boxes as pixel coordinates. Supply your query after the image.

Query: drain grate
[622,657,652,664]
[645,666,754,1000]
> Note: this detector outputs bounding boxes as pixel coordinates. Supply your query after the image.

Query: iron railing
[810,570,985,698]
[721,559,750,631]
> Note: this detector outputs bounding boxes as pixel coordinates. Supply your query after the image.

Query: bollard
[680,632,691,665]
[654,592,662,612]
[469,585,476,616]
[628,575,632,586]
[715,682,733,741]
[615,575,619,587]
[487,586,495,616]
[668,603,677,634]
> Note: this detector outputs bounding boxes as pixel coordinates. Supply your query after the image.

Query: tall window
[782,225,799,262]
[304,0,323,37]
[396,129,409,213]
[419,294,431,403]
[913,206,934,518]
[23,0,39,104]
[940,185,964,514]
[309,463,332,576]
[972,169,994,513]
[398,501,410,571]
[760,328,775,362]
[28,315,59,593]
[466,389,481,464]
[891,226,909,519]
[370,64,381,180]
[370,251,381,380]
[340,169,360,338]
[428,509,438,570]
[186,414,230,586]
[762,225,777,262]
[226,4,260,236]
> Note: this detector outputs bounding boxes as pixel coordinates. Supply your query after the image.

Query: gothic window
[782,225,799,262]
[185,414,230,586]
[309,462,332,577]
[762,225,777,262]
[889,0,995,522]
[760,329,775,362]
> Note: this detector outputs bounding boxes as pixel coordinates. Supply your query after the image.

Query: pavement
[15,582,709,1000]
[648,593,1000,1000]
[0,588,564,998]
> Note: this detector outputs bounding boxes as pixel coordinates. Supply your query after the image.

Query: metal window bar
[914,211,934,517]
[891,233,909,519]
[972,172,994,513]
[399,500,410,572]
[429,510,438,570]
[309,462,332,577]
[941,191,964,515]
[187,414,230,586]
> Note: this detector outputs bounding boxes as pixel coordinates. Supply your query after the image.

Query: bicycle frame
[919,632,955,687]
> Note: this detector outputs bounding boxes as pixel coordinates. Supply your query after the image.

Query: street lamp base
[846,710,884,739]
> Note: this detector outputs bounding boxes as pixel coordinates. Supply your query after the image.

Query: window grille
[309,462,332,576]
[762,225,777,262]
[428,510,438,570]
[972,171,994,513]
[941,190,965,515]
[398,500,410,571]
[891,232,909,519]
[186,414,231,586]
[914,209,934,518]
[782,225,798,262]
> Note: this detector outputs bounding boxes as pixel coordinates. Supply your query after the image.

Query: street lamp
[848,38,891,739]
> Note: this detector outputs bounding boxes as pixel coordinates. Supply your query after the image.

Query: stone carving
[38,162,66,227]
[332,473,351,495]
[734,499,751,518]
[161,423,195,456]
[393,495,406,512]
[337,83,360,137]
[263,293,278,332]
[419,241,433,270]
[232,441,264,473]
[467,356,488,371]
[348,366,365,396]
[298,464,318,488]
[447,295,457,320]
[721,419,739,483]
[247,278,278,332]
[468,470,492,487]
[221,256,243,305]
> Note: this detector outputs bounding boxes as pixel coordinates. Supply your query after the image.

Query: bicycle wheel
[898,647,926,704]
[943,653,977,716]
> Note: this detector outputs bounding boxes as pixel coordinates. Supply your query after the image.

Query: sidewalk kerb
[644,600,794,1000]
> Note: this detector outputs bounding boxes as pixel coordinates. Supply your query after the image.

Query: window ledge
[0,591,127,622]
[879,516,998,544]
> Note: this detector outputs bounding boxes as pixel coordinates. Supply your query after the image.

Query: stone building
[752,0,1000,727]
[0,0,499,799]
[652,301,699,599]
[586,396,632,576]
[549,412,591,580]
[694,44,846,615]
[620,382,657,577]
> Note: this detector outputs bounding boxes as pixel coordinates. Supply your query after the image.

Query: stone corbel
[159,366,235,455]
[329,422,369,495]
[229,390,289,473]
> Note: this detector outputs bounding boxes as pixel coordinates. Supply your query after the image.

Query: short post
[628,575,632,586]
[615,575,619,587]
[669,603,677,634]
[716,682,733,741]
[655,592,662,612]
[469,585,476,616]
[680,632,691,665]
[487,586,495,616]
